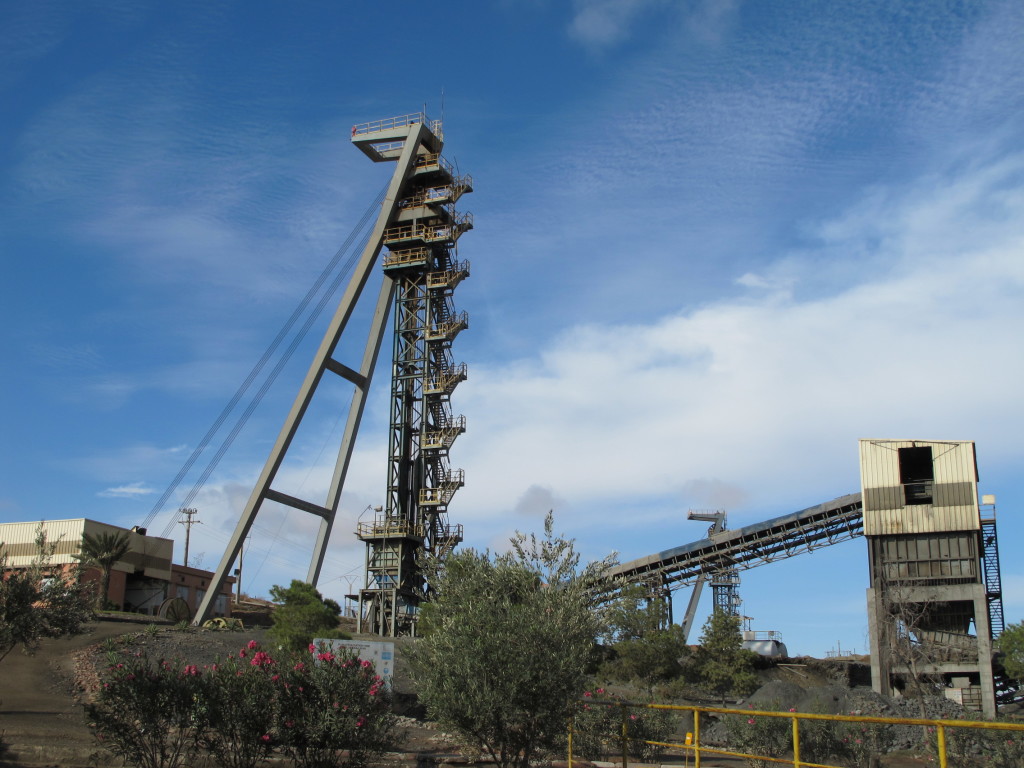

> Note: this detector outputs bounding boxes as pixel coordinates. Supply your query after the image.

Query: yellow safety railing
[566,699,1024,768]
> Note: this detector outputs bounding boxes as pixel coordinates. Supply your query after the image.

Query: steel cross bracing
[600,493,865,598]
[355,115,471,637]
[193,113,469,628]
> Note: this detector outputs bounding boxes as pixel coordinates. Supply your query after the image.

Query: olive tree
[408,513,614,768]
[0,525,93,664]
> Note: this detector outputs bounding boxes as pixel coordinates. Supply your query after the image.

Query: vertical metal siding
[859,440,979,536]
[0,519,85,566]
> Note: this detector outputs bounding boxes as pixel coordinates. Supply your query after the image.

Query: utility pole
[178,508,201,568]
[233,536,249,604]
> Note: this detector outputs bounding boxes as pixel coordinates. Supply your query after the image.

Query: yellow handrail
[569,699,1024,768]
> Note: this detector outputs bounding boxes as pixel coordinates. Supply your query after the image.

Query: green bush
[277,642,395,768]
[569,690,675,762]
[85,652,205,768]
[722,703,792,768]
[268,581,342,652]
[408,513,615,768]
[200,640,280,768]
[85,641,395,768]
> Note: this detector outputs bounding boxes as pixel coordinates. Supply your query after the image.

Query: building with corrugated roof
[0,518,233,619]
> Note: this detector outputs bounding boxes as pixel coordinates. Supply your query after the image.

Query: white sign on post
[314,639,395,687]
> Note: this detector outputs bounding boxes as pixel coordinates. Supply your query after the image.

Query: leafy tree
[600,582,671,643]
[997,620,1024,682]
[599,583,688,691]
[74,531,131,609]
[686,609,758,703]
[603,624,689,692]
[0,525,94,664]
[408,512,615,768]
[267,580,343,651]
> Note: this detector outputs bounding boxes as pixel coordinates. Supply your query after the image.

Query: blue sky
[2,0,1023,656]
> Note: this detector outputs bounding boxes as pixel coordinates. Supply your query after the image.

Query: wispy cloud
[168,147,1024,577]
[567,0,670,47]
[98,482,158,499]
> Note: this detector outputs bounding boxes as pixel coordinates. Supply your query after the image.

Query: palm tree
[74,532,131,610]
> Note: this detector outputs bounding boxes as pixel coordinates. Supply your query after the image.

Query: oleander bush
[85,640,395,768]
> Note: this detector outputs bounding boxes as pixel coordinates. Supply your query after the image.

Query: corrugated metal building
[859,439,995,717]
[0,519,232,618]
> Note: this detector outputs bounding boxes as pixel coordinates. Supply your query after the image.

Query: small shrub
[929,721,1024,768]
[722,703,791,768]
[276,642,396,768]
[570,690,675,762]
[200,640,280,768]
[86,641,396,768]
[85,651,204,768]
[832,717,897,768]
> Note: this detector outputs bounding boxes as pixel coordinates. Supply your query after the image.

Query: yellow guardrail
[567,699,1024,768]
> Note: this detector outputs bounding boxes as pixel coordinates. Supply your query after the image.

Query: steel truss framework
[358,122,471,636]
[601,493,866,599]
[193,113,470,630]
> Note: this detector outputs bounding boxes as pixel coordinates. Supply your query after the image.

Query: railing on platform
[567,699,1024,768]
[351,112,442,139]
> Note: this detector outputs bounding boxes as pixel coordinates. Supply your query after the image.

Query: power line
[149,184,388,536]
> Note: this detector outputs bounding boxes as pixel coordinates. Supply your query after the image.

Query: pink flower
[583,691,592,698]
[309,643,316,653]
[239,649,247,658]
[293,662,305,671]
[251,651,274,667]
[271,674,280,682]
[747,719,755,725]
[247,640,259,650]
[360,660,372,668]
[261,734,270,742]
[788,708,797,713]
[356,716,366,727]
[629,715,638,721]
[333,702,340,708]
[596,688,605,694]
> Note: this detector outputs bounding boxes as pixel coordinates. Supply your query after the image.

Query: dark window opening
[899,446,934,505]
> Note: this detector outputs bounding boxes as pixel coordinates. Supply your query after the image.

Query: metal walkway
[605,493,865,593]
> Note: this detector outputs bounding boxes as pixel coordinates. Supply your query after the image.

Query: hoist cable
[145,182,388,533]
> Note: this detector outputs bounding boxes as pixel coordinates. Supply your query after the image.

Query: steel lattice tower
[193,113,471,634]
[357,130,471,636]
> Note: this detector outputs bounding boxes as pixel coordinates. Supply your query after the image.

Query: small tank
[742,630,788,658]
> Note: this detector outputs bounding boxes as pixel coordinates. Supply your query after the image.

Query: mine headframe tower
[192,112,471,635]
[860,439,1001,718]
[355,117,470,637]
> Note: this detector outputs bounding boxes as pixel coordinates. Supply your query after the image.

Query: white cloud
[98,482,158,499]
[568,0,667,47]
[453,152,1024,550]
